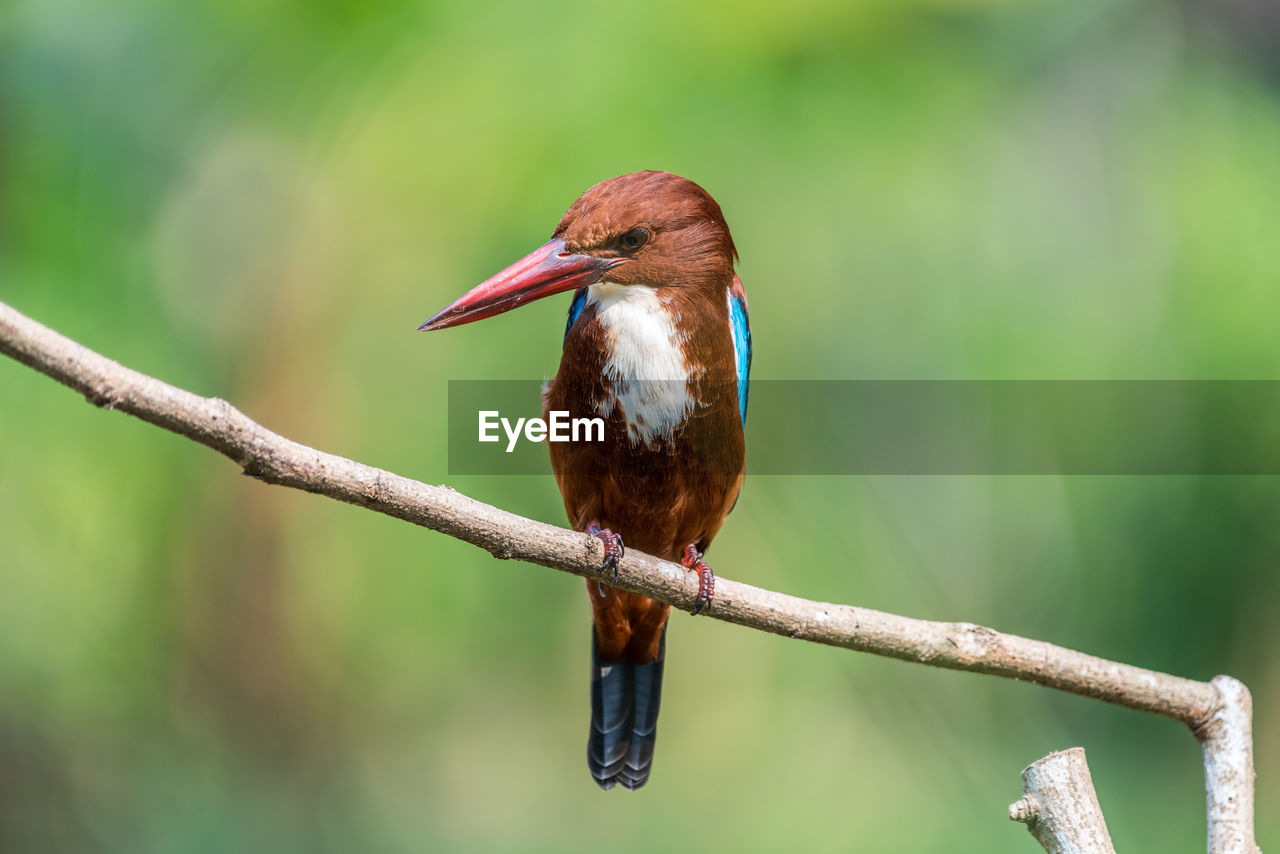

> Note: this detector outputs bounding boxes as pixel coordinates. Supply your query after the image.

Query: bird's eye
[618,227,649,252]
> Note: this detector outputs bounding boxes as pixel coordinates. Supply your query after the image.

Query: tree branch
[1198,677,1262,854]
[0,300,1262,852]
[1010,748,1116,854]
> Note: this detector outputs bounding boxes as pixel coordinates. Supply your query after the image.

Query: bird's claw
[587,522,624,589]
[681,544,715,616]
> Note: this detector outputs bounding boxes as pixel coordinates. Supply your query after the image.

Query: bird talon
[587,522,624,587]
[680,544,715,616]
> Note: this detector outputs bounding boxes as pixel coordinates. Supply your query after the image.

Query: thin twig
[0,300,1262,852]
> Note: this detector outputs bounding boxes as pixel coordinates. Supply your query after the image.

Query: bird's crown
[554,171,737,290]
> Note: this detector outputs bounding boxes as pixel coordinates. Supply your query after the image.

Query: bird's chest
[575,284,699,445]
[547,285,745,550]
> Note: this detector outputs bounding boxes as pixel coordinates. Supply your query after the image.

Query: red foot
[587,522,624,587]
[681,544,715,616]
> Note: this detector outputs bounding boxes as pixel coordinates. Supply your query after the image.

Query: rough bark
[1010,748,1116,854]
[1198,677,1262,854]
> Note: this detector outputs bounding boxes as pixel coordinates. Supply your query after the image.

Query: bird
[419,170,750,791]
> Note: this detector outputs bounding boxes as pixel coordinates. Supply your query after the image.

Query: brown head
[419,171,737,331]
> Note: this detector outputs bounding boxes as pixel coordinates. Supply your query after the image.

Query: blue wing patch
[564,288,588,340]
[728,281,752,426]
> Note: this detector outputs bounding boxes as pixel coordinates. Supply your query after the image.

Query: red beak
[419,238,619,331]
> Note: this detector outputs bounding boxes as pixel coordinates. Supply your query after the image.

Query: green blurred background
[2,0,1277,850]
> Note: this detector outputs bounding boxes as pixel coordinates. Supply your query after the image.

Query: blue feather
[564,288,588,340]
[728,290,752,425]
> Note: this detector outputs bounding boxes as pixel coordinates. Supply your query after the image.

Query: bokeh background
[2,0,1278,850]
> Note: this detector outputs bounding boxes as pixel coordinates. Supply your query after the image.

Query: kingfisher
[419,171,750,790]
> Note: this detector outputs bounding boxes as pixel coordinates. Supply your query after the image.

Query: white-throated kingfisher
[419,171,751,790]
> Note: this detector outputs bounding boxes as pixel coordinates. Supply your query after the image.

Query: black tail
[587,624,666,791]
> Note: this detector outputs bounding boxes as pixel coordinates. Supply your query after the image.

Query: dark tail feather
[588,633,634,789]
[617,629,665,790]
[588,625,667,791]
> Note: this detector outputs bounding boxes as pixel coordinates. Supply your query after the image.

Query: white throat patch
[586,282,697,444]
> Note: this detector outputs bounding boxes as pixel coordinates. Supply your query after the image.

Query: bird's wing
[728,274,752,427]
